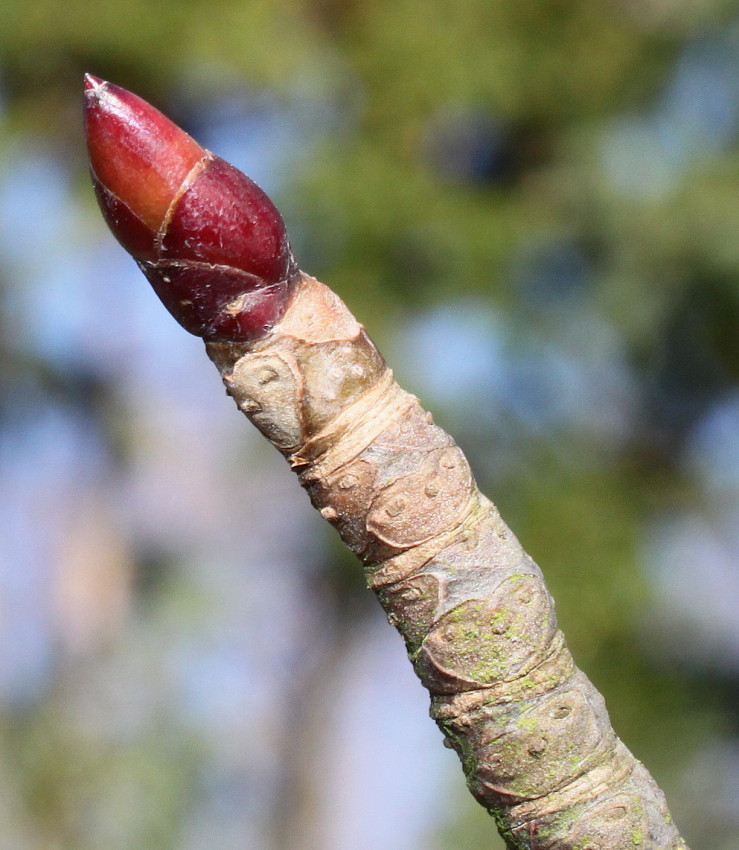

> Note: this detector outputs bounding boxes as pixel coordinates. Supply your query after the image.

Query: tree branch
[84,74,689,850]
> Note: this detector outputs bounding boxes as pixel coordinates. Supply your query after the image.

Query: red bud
[84,74,297,341]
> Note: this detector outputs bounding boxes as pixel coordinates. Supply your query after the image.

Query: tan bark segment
[207,273,688,850]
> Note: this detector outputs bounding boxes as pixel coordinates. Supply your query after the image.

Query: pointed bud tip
[83,73,104,93]
[84,75,206,240]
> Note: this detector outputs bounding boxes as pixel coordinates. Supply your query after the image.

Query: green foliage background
[0,1,738,848]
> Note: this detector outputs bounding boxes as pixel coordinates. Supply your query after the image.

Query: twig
[84,74,689,850]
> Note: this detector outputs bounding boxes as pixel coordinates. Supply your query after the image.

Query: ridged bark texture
[207,273,688,850]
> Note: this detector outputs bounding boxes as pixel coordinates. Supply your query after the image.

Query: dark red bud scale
[84,74,297,342]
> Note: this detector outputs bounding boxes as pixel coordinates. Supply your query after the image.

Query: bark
[207,273,688,850]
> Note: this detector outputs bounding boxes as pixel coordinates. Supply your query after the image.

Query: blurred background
[0,1,738,848]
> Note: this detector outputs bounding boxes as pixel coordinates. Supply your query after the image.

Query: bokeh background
[1,1,738,848]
